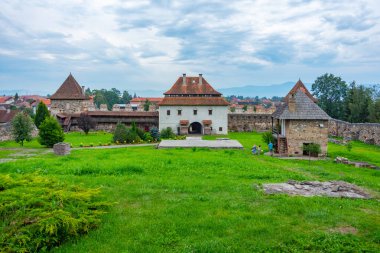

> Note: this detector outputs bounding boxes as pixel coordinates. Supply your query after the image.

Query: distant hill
[219,82,312,98]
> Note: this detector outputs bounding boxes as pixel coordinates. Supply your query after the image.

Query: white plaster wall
[159,105,228,134]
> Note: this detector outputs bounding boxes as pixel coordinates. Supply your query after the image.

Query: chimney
[182,73,186,85]
[82,86,85,95]
[199,74,203,85]
[288,93,296,112]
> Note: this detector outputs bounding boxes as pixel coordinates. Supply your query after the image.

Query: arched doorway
[188,122,202,134]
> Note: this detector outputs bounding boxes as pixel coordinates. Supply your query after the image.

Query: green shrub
[346,141,353,152]
[38,116,64,147]
[161,127,175,139]
[131,122,145,140]
[262,131,274,144]
[0,173,110,252]
[113,123,128,143]
[150,127,160,141]
[143,132,153,142]
[302,143,322,157]
[125,128,140,143]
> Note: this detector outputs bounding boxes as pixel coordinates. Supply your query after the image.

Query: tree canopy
[11,112,34,146]
[34,101,50,128]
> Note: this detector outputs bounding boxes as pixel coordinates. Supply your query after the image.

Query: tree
[312,73,348,120]
[368,98,380,123]
[77,112,96,135]
[38,116,65,147]
[302,143,322,164]
[143,99,151,111]
[242,104,248,112]
[34,101,50,128]
[345,82,373,123]
[120,91,132,104]
[22,107,35,119]
[262,131,274,144]
[133,93,137,98]
[14,92,19,101]
[11,112,34,146]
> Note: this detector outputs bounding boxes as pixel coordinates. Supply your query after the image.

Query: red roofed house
[159,74,229,135]
[50,74,95,114]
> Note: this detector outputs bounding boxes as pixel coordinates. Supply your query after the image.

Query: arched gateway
[189,122,202,134]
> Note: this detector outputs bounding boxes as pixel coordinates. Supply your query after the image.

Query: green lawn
[0,131,114,149]
[0,132,379,252]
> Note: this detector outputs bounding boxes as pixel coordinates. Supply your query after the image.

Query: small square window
[219,127,222,131]
[167,110,170,116]
[193,110,197,115]
[208,109,212,115]
[178,110,182,115]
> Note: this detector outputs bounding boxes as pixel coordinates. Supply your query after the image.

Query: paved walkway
[158,138,243,149]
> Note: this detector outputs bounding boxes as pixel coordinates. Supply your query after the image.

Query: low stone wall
[329,119,380,145]
[228,113,272,132]
[0,123,38,142]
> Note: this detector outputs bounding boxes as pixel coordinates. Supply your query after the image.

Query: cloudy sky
[0,0,379,94]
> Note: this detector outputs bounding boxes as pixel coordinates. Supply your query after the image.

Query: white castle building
[159,74,229,135]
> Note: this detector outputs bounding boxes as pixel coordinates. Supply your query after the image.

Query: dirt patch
[330,226,358,235]
[263,180,371,199]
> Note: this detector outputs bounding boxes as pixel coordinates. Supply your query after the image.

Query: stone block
[53,142,71,155]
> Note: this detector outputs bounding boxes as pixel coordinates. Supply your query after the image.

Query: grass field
[0,132,379,252]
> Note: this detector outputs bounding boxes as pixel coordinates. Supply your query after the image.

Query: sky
[0,0,380,95]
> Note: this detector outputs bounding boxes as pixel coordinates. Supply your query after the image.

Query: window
[208,109,212,115]
[178,110,182,115]
[167,110,170,116]
[219,127,223,131]
[193,109,197,115]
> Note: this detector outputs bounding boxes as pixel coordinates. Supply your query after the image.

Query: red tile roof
[202,120,212,125]
[130,97,163,103]
[164,76,222,96]
[72,111,158,117]
[285,79,316,103]
[0,110,19,123]
[0,96,12,103]
[180,120,189,125]
[51,74,87,100]
[159,97,229,106]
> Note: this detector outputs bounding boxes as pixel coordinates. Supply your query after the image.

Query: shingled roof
[285,79,317,103]
[164,75,222,96]
[272,90,330,120]
[51,74,87,100]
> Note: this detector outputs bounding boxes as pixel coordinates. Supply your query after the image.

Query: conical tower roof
[51,74,87,100]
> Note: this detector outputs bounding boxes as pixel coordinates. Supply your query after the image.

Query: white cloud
[0,0,380,92]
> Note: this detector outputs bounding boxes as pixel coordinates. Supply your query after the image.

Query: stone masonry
[228,113,271,132]
[0,122,38,142]
[329,119,380,145]
[285,119,329,156]
[50,99,95,115]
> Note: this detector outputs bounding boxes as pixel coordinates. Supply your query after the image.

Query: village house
[272,80,330,156]
[159,74,229,135]
[50,74,95,114]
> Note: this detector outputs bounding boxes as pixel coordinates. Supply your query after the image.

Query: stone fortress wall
[228,113,272,132]
[328,119,380,145]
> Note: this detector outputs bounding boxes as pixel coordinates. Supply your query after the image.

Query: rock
[53,142,71,156]
[262,180,370,199]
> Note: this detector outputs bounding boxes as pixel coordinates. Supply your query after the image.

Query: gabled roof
[0,110,19,123]
[51,74,87,100]
[159,97,229,106]
[130,97,163,103]
[164,76,222,96]
[285,79,316,103]
[272,90,330,120]
[0,96,13,103]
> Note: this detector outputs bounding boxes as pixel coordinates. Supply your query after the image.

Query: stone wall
[0,123,38,142]
[228,113,272,132]
[329,119,380,145]
[50,99,95,114]
[285,119,329,156]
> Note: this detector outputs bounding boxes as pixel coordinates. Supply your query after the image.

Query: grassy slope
[0,133,379,252]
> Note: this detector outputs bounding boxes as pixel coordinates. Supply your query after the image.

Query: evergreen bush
[0,173,110,252]
[160,127,175,139]
[34,101,50,129]
[38,116,64,147]
[143,132,153,142]
[113,123,128,143]
[150,127,160,141]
